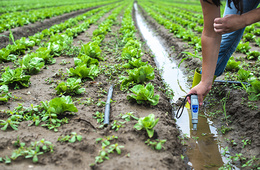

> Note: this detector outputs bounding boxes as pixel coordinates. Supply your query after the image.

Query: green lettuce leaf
[127,82,159,106]
[68,64,99,80]
[47,96,78,114]
[55,78,85,95]
[133,114,159,138]
[0,67,31,88]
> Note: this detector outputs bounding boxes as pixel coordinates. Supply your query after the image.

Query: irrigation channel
[134,3,239,170]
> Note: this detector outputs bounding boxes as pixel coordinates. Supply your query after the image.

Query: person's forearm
[242,7,260,26]
[201,33,221,87]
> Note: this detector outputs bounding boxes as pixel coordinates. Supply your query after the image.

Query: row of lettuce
[137,0,260,101]
[0,0,119,33]
[0,1,168,165]
[0,0,109,14]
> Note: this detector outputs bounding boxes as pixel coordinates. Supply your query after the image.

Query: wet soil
[0,6,186,170]
[136,3,260,168]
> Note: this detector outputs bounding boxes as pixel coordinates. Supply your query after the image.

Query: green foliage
[74,53,99,67]
[42,96,78,115]
[121,40,142,60]
[145,139,167,150]
[40,96,77,131]
[2,137,54,164]
[247,79,260,101]
[35,47,56,64]
[0,115,22,131]
[122,58,147,69]
[246,51,260,60]
[46,34,73,57]
[243,33,255,42]
[225,57,240,71]
[0,67,31,88]
[93,136,123,165]
[134,114,159,138]
[68,64,99,80]
[111,120,125,131]
[80,42,103,60]
[18,54,45,75]
[120,65,155,90]
[93,111,104,124]
[0,85,12,103]
[236,41,251,54]
[118,112,138,122]
[0,48,16,62]
[237,69,252,82]
[58,132,82,143]
[55,78,85,95]
[127,83,160,106]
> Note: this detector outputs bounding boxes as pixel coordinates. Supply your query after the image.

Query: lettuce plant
[68,64,99,80]
[121,40,142,60]
[127,83,159,106]
[225,57,240,71]
[122,58,147,69]
[246,51,260,60]
[0,48,17,62]
[19,54,45,75]
[120,65,154,90]
[41,96,78,115]
[74,54,99,67]
[0,85,11,103]
[247,79,260,101]
[134,114,159,138]
[35,47,55,64]
[237,69,252,82]
[80,42,103,60]
[55,78,85,95]
[0,67,31,88]
[236,41,251,54]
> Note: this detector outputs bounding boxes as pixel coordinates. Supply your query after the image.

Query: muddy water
[134,3,238,170]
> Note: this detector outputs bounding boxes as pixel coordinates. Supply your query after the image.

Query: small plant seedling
[134,114,159,138]
[242,139,251,148]
[0,115,22,131]
[118,112,138,121]
[111,120,125,131]
[1,137,54,164]
[96,99,106,107]
[93,111,104,124]
[96,135,118,147]
[145,139,167,150]
[58,132,82,143]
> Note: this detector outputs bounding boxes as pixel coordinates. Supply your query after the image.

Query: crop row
[0,0,117,33]
[138,1,202,51]
[0,0,108,13]
[0,2,124,62]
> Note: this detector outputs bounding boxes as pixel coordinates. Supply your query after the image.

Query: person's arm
[188,0,221,106]
[214,7,260,34]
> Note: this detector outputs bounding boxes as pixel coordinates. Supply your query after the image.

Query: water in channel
[133,3,238,170]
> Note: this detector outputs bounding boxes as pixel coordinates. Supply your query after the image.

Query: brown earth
[0,5,187,170]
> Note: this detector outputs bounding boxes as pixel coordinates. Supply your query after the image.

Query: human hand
[213,14,246,34]
[187,82,212,107]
